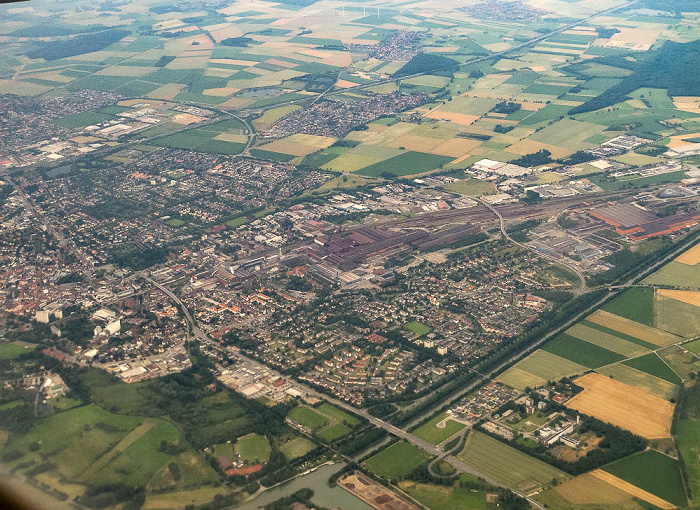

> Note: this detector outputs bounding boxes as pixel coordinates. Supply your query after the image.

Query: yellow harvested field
[258,134,336,157]
[172,113,206,125]
[589,470,675,510]
[608,28,659,52]
[252,105,301,130]
[657,288,700,307]
[209,59,260,67]
[386,135,443,152]
[147,83,185,100]
[335,79,358,88]
[586,310,680,346]
[214,133,247,143]
[673,96,700,114]
[507,139,571,159]
[203,87,239,97]
[205,68,237,78]
[674,242,700,265]
[322,153,382,173]
[567,373,674,439]
[496,366,546,390]
[425,111,480,126]
[554,472,633,506]
[431,138,481,158]
[266,58,298,69]
[663,132,700,149]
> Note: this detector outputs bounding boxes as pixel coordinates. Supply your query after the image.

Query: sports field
[280,437,315,459]
[413,412,467,445]
[316,403,360,427]
[316,423,352,443]
[0,343,34,359]
[235,433,270,463]
[364,442,431,479]
[404,321,431,337]
[566,373,674,439]
[400,481,489,510]
[456,431,567,494]
[287,406,328,430]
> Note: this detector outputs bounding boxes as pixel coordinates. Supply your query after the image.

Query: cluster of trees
[393,53,460,78]
[511,149,553,168]
[27,28,130,60]
[221,36,254,47]
[570,40,700,114]
[494,124,514,134]
[493,101,521,114]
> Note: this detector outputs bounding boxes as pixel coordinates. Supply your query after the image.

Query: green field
[602,287,654,326]
[623,353,683,386]
[54,111,113,129]
[364,441,431,479]
[356,152,453,177]
[442,178,496,196]
[236,433,271,463]
[565,323,649,358]
[654,294,700,338]
[401,481,489,510]
[579,321,658,351]
[457,431,567,493]
[404,321,432,337]
[597,364,678,400]
[317,403,361,427]
[287,406,328,430]
[676,382,700,501]
[497,349,587,390]
[541,334,625,369]
[316,423,352,443]
[0,343,34,359]
[603,450,687,508]
[413,412,467,445]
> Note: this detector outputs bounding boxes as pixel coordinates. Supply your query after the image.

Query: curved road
[476,197,588,295]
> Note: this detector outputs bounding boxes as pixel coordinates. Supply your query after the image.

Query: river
[233,463,374,510]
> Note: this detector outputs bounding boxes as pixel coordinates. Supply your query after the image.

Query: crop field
[674,242,700,265]
[442,178,496,196]
[645,261,700,290]
[287,406,328,430]
[235,433,270,463]
[0,342,34,359]
[586,310,680,347]
[602,451,687,508]
[655,291,700,338]
[623,353,682,386]
[541,334,625,368]
[355,152,453,177]
[413,412,467,445]
[364,442,431,479]
[565,324,649,358]
[602,287,654,326]
[255,133,336,157]
[597,364,678,400]
[550,471,636,508]
[400,481,489,510]
[566,373,674,439]
[279,437,315,460]
[457,431,567,494]
[496,349,587,390]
